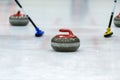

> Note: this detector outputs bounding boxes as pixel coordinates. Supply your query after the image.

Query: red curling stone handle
[117,13,120,18]
[13,10,25,16]
[55,29,75,38]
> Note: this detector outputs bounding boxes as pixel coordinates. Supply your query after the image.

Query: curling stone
[9,10,29,26]
[114,13,120,27]
[51,29,80,52]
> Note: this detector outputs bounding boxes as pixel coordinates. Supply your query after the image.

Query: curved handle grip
[55,29,75,38]
[16,10,21,16]
[59,29,74,36]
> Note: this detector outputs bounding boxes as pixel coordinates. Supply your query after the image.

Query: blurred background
[1,0,120,27]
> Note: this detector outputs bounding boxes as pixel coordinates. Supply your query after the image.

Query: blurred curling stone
[114,13,120,27]
[9,10,29,26]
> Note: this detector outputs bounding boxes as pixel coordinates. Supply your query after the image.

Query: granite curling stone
[9,10,29,26]
[114,13,120,27]
[51,29,80,52]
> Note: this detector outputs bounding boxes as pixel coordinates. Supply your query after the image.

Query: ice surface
[0,0,120,80]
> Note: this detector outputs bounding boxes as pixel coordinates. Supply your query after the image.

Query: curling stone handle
[117,13,120,18]
[59,29,74,36]
[13,10,21,16]
[16,10,21,16]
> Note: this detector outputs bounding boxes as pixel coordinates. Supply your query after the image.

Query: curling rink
[0,0,120,80]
